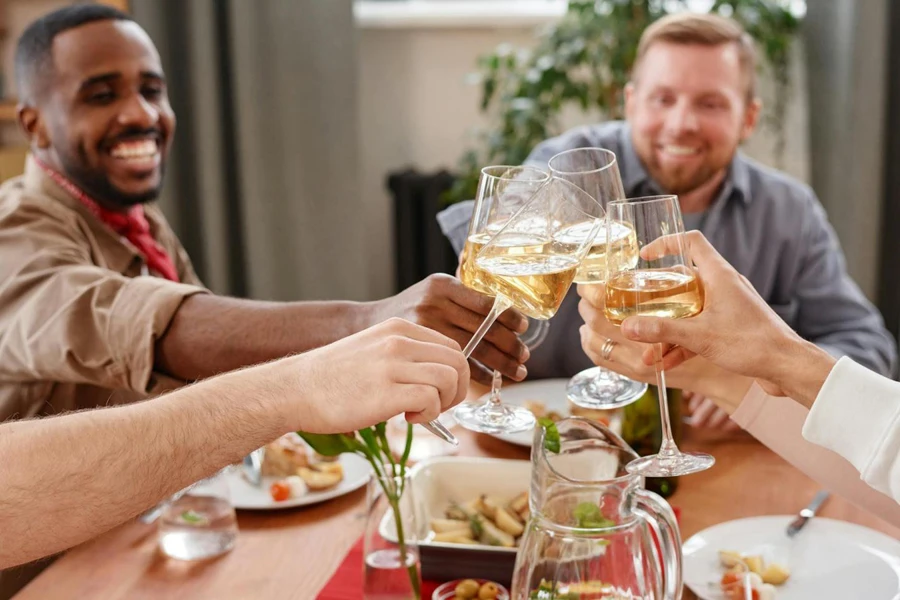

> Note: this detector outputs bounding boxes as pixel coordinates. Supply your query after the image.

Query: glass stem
[653,343,680,458]
[488,370,503,406]
[462,296,513,359]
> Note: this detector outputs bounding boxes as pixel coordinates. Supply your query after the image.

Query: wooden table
[16,412,900,600]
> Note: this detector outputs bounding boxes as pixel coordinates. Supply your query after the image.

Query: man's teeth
[110,140,158,159]
[662,145,699,156]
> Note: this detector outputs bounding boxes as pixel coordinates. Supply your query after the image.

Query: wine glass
[605,195,714,477]
[458,165,550,434]
[451,176,604,434]
[548,147,649,411]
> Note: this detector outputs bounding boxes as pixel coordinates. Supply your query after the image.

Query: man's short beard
[58,148,163,209]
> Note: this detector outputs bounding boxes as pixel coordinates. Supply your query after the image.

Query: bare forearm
[0,365,290,569]
[156,294,374,380]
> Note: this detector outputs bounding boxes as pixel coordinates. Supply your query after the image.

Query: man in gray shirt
[438,13,896,428]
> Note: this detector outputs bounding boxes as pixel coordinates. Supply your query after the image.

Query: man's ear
[624,82,636,120]
[740,97,762,141]
[18,105,51,149]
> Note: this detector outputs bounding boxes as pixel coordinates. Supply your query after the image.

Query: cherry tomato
[270,481,291,502]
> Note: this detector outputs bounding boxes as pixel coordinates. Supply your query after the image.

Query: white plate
[483,378,621,447]
[683,516,900,600]
[226,454,371,510]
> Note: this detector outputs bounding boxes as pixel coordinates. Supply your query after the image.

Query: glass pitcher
[511,417,682,600]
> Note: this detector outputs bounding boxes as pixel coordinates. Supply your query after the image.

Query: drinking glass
[548,147,648,411]
[158,468,239,560]
[452,176,604,433]
[457,165,550,434]
[605,195,714,477]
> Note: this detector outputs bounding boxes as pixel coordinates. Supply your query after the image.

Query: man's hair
[14,4,133,103]
[633,12,758,102]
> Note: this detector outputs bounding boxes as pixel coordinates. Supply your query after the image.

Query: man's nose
[664,99,699,134]
[116,94,158,129]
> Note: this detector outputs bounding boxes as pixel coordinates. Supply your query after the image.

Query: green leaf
[538,417,560,454]
[179,510,210,527]
[573,501,615,530]
[296,432,360,457]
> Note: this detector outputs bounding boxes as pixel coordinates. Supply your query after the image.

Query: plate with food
[683,516,900,599]
[227,433,371,509]
[380,456,532,585]
[483,378,622,447]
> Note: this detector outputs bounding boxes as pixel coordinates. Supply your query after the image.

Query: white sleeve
[802,356,900,502]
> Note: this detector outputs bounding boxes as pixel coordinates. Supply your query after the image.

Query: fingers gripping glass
[548,148,648,411]
[605,195,714,477]
[450,176,604,435]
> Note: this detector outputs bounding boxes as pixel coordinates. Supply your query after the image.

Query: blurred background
[0,0,897,339]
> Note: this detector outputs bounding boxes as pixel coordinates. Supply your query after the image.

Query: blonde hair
[633,12,758,101]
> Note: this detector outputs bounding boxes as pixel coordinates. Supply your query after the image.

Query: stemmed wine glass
[457,165,550,433]
[604,195,714,477]
[449,177,604,434]
[548,148,649,410]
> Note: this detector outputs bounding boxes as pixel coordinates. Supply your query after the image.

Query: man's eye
[142,86,163,99]
[88,91,115,104]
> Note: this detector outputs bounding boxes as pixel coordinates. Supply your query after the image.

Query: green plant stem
[375,426,398,476]
[361,449,421,599]
[398,423,414,495]
[388,494,421,600]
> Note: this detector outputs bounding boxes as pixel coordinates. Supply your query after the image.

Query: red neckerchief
[34,157,180,282]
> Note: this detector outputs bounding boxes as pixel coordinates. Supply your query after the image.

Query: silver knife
[786,490,830,537]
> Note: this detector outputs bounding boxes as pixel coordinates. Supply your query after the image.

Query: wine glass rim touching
[609,194,678,207]
[550,177,606,219]
[480,164,550,183]
[547,147,619,176]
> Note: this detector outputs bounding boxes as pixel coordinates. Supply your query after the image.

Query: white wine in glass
[556,219,640,284]
[548,147,648,411]
[474,253,579,319]
[606,195,714,478]
[605,266,703,323]
[452,177,604,435]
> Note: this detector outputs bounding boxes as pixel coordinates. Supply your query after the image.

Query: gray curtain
[804,0,889,300]
[131,0,367,301]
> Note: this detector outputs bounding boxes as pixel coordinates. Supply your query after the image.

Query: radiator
[388,169,459,292]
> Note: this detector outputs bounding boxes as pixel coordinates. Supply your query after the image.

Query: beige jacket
[0,156,208,422]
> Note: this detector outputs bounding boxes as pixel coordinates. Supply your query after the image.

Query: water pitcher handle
[634,488,683,600]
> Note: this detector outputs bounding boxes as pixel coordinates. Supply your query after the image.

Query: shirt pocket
[769,300,798,325]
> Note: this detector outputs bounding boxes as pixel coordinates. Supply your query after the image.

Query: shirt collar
[22,154,168,275]
[618,122,752,205]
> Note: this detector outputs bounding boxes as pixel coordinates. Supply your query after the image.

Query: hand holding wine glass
[604,196,714,477]
[619,230,823,400]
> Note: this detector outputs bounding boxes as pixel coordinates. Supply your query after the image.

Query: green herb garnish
[538,417,560,454]
[573,502,615,530]
[179,510,209,526]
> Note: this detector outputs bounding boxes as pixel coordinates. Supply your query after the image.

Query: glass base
[567,367,649,410]
[453,401,536,434]
[626,451,715,477]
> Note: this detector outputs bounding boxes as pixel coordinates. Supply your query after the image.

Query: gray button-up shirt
[438,120,897,379]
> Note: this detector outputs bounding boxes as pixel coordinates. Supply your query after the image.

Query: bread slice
[261,433,310,477]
